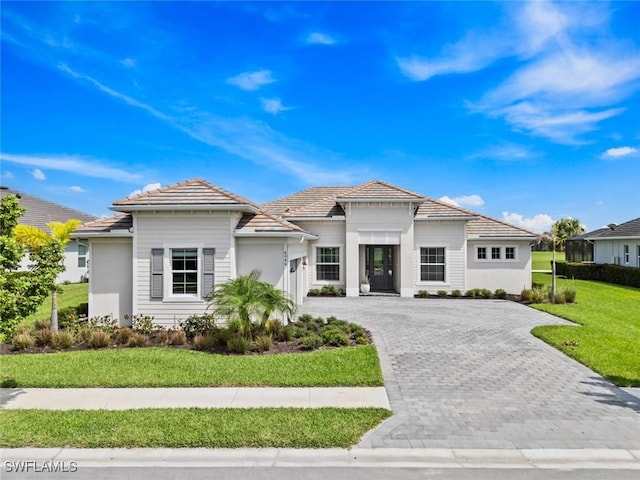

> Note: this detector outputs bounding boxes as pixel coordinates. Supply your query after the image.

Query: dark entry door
[366,246,394,291]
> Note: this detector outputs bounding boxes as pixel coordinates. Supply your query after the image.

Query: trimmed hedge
[555,261,640,288]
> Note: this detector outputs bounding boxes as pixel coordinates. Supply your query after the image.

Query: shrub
[480,289,493,299]
[416,290,429,298]
[168,330,187,346]
[494,289,508,299]
[451,289,462,297]
[193,332,217,351]
[252,334,273,352]
[520,288,531,302]
[114,327,134,345]
[299,334,322,350]
[326,316,350,329]
[265,319,290,342]
[33,320,49,331]
[465,289,480,298]
[89,331,111,349]
[437,290,448,297]
[154,330,169,344]
[58,306,80,331]
[127,332,148,348]
[355,335,369,345]
[556,261,640,288]
[13,325,30,336]
[321,328,349,347]
[529,285,550,304]
[347,323,365,338]
[51,331,74,350]
[88,315,117,332]
[12,333,34,350]
[554,291,567,304]
[226,335,250,354]
[320,285,341,296]
[307,288,321,297]
[180,313,217,339]
[131,314,155,334]
[77,326,94,342]
[34,328,53,347]
[562,286,577,303]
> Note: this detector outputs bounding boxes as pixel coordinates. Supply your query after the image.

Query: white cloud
[305,32,336,45]
[69,186,85,193]
[1,153,144,183]
[120,57,136,68]
[227,70,275,91]
[1,171,15,180]
[128,182,161,198]
[439,194,485,209]
[468,143,536,161]
[261,98,292,116]
[602,146,638,159]
[32,168,46,180]
[502,211,554,233]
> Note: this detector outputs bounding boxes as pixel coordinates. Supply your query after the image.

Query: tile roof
[336,180,425,201]
[74,213,133,233]
[262,187,350,217]
[587,217,640,238]
[112,178,258,210]
[235,210,312,235]
[0,186,97,230]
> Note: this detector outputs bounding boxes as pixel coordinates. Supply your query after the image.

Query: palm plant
[14,220,82,331]
[207,269,296,337]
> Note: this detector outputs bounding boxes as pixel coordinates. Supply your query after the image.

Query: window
[624,245,630,264]
[505,247,516,260]
[316,247,340,281]
[420,247,445,282]
[78,244,87,268]
[491,247,501,260]
[171,248,198,294]
[477,247,487,260]
[150,247,214,299]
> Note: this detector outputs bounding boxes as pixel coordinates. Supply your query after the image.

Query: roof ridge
[286,187,353,216]
[337,180,425,199]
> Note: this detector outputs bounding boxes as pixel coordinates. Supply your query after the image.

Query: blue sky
[1,1,639,233]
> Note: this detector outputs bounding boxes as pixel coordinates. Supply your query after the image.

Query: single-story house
[1,186,96,283]
[567,218,640,267]
[74,179,536,326]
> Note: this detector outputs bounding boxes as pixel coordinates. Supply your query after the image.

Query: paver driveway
[299,297,640,449]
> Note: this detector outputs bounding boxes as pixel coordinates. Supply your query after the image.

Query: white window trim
[77,243,88,268]
[474,246,519,262]
[314,245,343,284]
[162,243,206,303]
[417,246,447,284]
[624,244,630,264]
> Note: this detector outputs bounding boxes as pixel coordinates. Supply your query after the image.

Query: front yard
[530,272,640,387]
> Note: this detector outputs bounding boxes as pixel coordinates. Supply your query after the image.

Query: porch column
[345,229,360,297]
[399,223,414,297]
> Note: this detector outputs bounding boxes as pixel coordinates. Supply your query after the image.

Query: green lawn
[0,345,383,388]
[530,272,640,386]
[22,282,88,327]
[531,251,565,270]
[0,407,391,448]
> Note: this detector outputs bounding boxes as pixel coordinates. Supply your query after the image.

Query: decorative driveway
[299,297,640,449]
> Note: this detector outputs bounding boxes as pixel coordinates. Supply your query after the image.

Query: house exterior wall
[466,240,532,293]
[413,220,466,292]
[88,238,132,322]
[295,221,346,292]
[18,241,89,284]
[134,211,241,327]
[236,239,286,289]
[594,239,640,267]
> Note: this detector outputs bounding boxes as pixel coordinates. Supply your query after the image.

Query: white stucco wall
[134,211,240,327]
[594,239,640,267]
[17,241,89,284]
[295,221,346,292]
[466,240,532,293]
[236,239,286,289]
[414,220,466,292]
[88,238,132,322]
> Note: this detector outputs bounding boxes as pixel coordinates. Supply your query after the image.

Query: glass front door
[365,246,394,291]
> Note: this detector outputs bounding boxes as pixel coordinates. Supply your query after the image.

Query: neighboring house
[73,179,536,326]
[567,218,640,267]
[1,186,97,283]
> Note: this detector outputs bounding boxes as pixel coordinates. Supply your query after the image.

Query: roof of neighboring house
[0,186,97,230]
[111,178,259,212]
[568,227,610,241]
[584,217,640,239]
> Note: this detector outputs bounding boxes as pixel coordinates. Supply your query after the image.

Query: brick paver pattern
[300,297,640,449]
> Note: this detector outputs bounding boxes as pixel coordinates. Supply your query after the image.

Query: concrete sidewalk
[0,387,391,410]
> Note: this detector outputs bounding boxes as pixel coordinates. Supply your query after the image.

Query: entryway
[365,245,395,292]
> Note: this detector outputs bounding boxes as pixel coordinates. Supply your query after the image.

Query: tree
[551,218,585,251]
[0,195,65,340]
[14,219,81,332]
[208,269,296,337]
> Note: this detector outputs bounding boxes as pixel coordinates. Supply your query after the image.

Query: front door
[366,246,394,291]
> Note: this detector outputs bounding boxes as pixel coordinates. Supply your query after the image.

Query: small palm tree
[14,220,82,331]
[208,269,296,337]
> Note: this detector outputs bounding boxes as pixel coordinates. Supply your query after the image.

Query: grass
[530,272,640,387]
[0,408,391,448]
[531,251,565,270]
[0,345,383,388]
[22,282,88,327]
